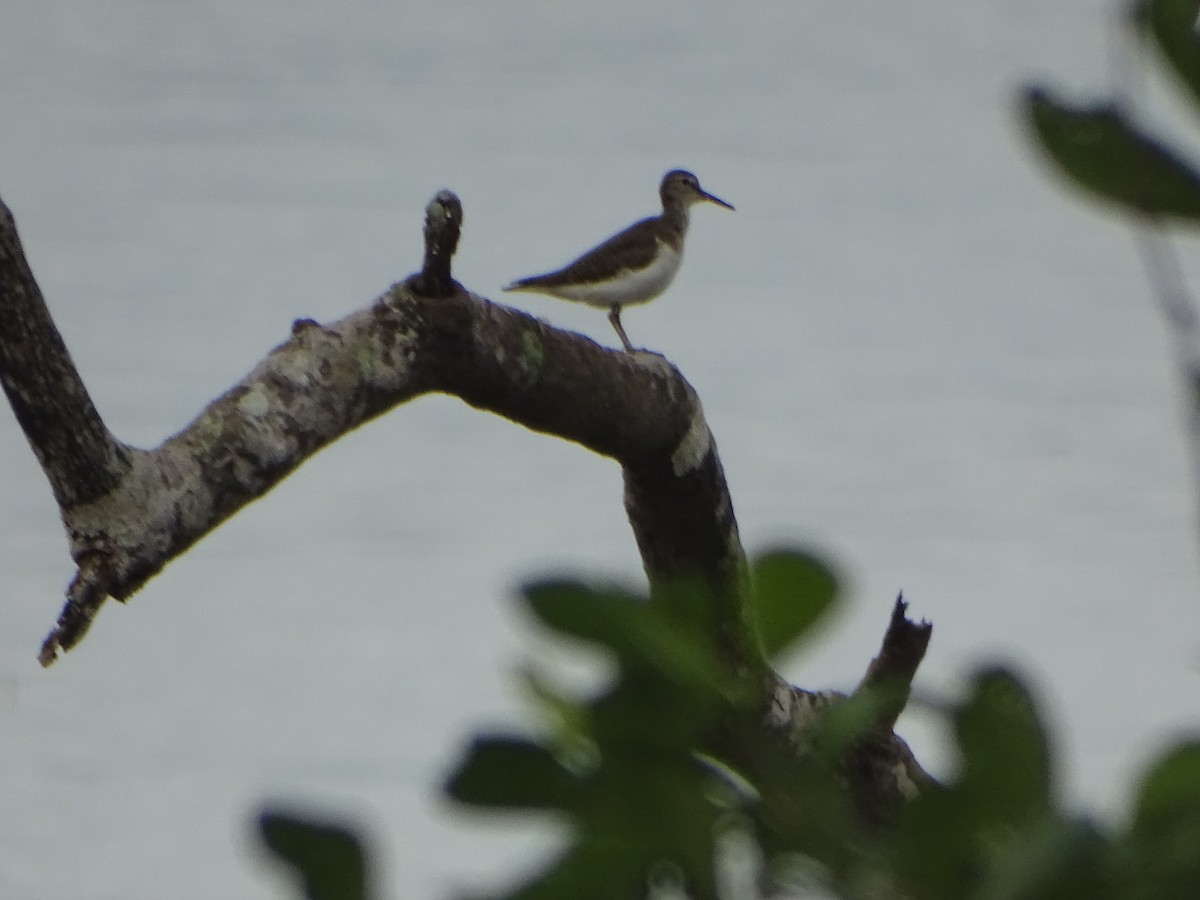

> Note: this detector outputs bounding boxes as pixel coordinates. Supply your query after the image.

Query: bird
[504,169,734,352]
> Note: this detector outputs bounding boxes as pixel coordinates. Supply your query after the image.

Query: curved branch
[3,185,933,830]
[1,191,744,666]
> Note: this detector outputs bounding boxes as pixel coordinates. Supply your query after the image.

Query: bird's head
[660,169,735,211]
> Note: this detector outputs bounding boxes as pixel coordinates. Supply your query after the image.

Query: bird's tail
[503,277,540,292]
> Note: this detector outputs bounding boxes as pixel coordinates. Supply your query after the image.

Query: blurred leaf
[259,810,368,900]
[809,688,903,764]
[1133,740,1200,831]
[517,664,596,750]
[1022,86,1200,221]
[521,581,640,646]
[578,755,722,900]
[1134,0,1200,115]
[888,785,982,897]
[446,735,581,810]
[1123,741,1200,896]
[975,817,1112,900]
[956,668,1053,827]
[585,669,726,757]
[749,550,838,662]
[753,753,860,869]
[888,670,1051,898]
[458,751,721,900]
[887,702,1062,900]
[490,840,646,900]
[521,580,727,693]
[647,575,724,646]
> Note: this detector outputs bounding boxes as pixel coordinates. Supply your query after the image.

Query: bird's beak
[701,189,735,211]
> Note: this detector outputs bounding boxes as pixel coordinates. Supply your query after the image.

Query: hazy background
[2,2,1198,898]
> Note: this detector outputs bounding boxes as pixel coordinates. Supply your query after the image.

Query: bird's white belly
[551,244,682,308]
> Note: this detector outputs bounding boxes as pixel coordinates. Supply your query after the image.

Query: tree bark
[0,200,131,508]
[0,191,747,669]
[0,187,934,820]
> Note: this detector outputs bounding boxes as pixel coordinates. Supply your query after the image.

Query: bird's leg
[608,305,634,352]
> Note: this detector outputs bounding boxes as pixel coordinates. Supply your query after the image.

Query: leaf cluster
[442,550,839,900]
[255,545,1200,900]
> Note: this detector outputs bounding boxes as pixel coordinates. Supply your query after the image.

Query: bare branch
[3,187,936,836]
[0,198,131,508]
[761,595,936,828]
[406,189,463,298]
[855,593,934,733]
[702,601,936,845]
[38,555,114,665]
[0,190,743,665]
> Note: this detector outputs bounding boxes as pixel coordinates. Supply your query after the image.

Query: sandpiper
[504,169,734,351]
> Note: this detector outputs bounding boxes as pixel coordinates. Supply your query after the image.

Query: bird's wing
[510,216,664,288]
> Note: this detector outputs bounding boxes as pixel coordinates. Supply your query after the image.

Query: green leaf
[520,580,727,693]
[578,756,723,899]
[446,735,581,811]
[1125,740,1200,895]
[584,669,726,756]
[647,575,724,645]
[1135,0,1200,115]
[955,667,1053,828]
[464,757,721,900]
[749,550,838,662]
[489,840,646,900]
[258,810,368,900]
[975,817,1111,900]
[521,581,638,647]
[811,689,890,760]
[888,785,982,897]
[1133,740,1200,832]
[1022,86,1200,221]
[517,664,595,747]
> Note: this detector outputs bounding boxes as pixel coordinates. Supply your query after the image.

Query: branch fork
[1,184,934,822]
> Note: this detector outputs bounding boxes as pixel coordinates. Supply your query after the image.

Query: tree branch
[710,600,936,844]
[845,594,936,825]
[722,596,936,836]
[855,592,933,733]
[3,184,934,837]
[0,199,131,509]
[1,191,744,666]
